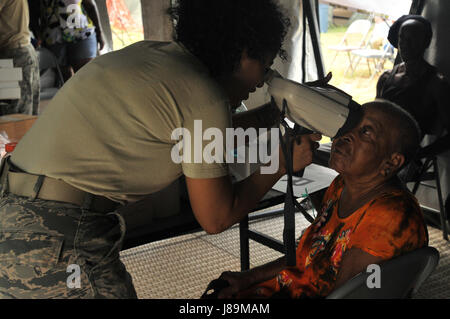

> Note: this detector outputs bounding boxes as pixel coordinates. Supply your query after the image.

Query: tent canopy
[320,0,412,19]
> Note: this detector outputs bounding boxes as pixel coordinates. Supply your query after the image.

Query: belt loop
[0,156,11,197]
[30,175,45,201]
[82,193,93,211]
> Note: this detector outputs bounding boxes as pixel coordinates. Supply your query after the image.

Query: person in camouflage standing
[0,0,40,116]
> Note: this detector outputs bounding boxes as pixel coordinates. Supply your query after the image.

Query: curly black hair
[169,0,290,77]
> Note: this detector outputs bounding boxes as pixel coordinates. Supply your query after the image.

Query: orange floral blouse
[238,175,429,299]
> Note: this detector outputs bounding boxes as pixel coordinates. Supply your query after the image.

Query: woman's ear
[381,153,405,177]
[239,49,252,72]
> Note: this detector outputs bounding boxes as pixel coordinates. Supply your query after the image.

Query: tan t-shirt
[0,0,30,49]
[12,41,231,204]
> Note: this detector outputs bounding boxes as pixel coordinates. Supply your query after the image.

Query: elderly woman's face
[398,20,428,62]
[329,105,394,179]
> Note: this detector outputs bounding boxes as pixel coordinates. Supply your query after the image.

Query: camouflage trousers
[0,44,40,116]
[0,194,137,299]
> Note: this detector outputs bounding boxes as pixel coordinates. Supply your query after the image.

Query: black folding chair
[327,246,439,299]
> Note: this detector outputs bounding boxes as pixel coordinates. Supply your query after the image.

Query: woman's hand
[279,133,322,175]
[303,72,350,97]
[314,210,329,228]
[304,72,332,87]
[217,271,256,299]
[97,31,105,51]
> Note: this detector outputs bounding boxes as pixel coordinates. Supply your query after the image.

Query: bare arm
[186,166,284,234]
[215,237,383,298]
[333,248,384,290]
[217,256,287,298]
[186,134,321,234]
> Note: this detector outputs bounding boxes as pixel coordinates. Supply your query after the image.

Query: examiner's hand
[279,133,322,175]
[304,72,332,87]
[217,271,254,299]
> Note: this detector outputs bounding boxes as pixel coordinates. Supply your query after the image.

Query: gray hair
[365,99,421,168]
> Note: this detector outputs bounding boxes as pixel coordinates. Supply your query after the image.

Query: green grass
[317,26,396,144]
[325,26,348,33]
[320,27,395,105]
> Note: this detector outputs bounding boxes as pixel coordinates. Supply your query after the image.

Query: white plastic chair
[350,44,394,80]
[350,20,395,80]
[328,19,372,73]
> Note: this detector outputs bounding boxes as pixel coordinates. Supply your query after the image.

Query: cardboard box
[0,81,19,89]
[0,59,14,68]
[0,87,21,99]
[0,68,22,81]
[0,114,37,141]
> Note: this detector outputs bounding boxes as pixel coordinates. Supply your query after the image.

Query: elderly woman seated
[210,99,429,299]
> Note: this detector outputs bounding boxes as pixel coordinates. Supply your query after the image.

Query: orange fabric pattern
[238,175,429,299]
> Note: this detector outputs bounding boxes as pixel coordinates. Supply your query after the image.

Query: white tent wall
[244,0,323,110]
[319,0,412,19]
[95,0,114,52]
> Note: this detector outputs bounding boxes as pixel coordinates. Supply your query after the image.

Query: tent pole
[95,0,114,51]
[303,0,325,79]
[301,5,307,83]
[410,0,426,15]
[141,0,173,41]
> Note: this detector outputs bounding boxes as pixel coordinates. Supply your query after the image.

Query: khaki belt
[6,170,120,213]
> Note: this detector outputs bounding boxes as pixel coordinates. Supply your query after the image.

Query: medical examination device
[265,69,362,266]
